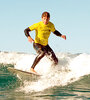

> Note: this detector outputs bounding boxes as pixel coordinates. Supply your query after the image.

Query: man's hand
[61,35,66,40]
[28,36,34,43]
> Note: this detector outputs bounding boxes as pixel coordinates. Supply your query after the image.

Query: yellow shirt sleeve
[29,23,38,31]
[51,23,55,32]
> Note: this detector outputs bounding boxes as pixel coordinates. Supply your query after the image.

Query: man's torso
[29,21,55,46]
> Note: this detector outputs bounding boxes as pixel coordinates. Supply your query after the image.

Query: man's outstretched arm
[53,30,66,40]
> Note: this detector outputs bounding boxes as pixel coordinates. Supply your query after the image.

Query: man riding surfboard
[24,11,66,73]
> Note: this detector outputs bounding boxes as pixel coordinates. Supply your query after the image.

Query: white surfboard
[7,67,41,81]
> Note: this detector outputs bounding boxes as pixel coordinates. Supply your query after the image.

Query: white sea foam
[15,53,90,93]
[0,51,27,64]
[0,52,90,92]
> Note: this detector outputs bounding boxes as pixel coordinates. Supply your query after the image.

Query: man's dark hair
[42,12,50,18]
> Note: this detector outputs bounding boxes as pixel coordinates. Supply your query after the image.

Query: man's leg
[31,52,45,69]
[30,43,45,72]
[46,45,58,65]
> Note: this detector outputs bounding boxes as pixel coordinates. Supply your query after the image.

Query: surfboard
[7,67,41,81]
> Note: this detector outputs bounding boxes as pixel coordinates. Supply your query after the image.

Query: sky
[0,0,90,54]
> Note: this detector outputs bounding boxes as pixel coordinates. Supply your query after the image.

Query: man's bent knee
[54,58,58,65]
[51,57,58,66]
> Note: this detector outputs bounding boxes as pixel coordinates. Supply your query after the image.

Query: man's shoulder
[36,21,54,25]
[48,21,55,28]
[30,21,41,27]
[48,21,54,26]
[36,21,42,24]
[34,21,42,26]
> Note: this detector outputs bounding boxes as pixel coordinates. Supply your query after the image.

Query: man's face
[42,17,50,25]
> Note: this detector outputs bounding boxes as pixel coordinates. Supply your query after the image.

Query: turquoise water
[0,64,90,100]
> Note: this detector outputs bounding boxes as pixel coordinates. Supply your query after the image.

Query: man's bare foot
[30,68,37,74]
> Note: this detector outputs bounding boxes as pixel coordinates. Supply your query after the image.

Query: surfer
[24,11,66,73]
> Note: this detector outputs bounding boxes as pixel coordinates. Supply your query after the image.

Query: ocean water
[0,52,90,100]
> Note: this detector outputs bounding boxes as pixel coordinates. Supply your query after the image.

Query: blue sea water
[0,52,90,100]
